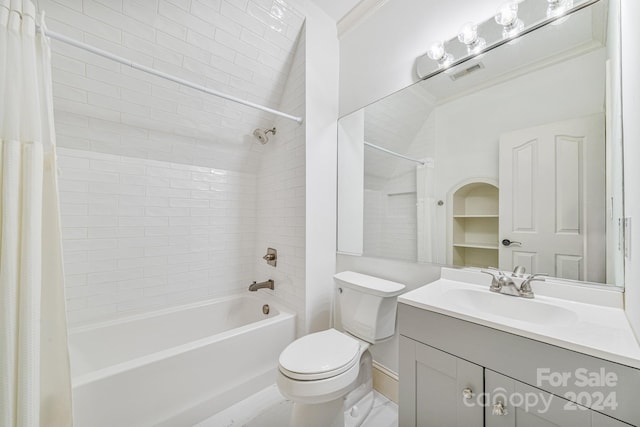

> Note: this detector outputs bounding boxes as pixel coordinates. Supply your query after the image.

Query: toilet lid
[279,329,361,381]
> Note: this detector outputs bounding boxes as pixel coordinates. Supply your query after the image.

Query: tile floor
[196,384,398,427]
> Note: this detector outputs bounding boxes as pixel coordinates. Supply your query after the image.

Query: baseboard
[372,361,398,404]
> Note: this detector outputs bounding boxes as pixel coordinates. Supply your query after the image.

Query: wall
[621,0,640,341]
[58,148,257,325]
[47,0,314,326]
[253,28,307,336]
[42,0,304,171]
[297,0,340,334]
[363,170,417,261]
[337,110,365,255]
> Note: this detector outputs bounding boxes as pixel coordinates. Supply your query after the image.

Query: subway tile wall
[253,28,305,336]
[58,147,258,325]
[42,0,305,172]
[363,170,417,262]
[47,0,308,326]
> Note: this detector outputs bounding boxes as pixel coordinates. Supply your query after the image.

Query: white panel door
[498,115,605,281]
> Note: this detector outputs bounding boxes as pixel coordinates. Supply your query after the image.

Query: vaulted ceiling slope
[41,0,305,172]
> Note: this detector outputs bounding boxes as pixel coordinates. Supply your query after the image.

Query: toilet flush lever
[263,248,277,267]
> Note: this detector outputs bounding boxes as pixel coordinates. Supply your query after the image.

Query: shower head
[253,127,277,144]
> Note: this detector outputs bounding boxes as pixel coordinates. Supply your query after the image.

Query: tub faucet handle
[262,248,277,266]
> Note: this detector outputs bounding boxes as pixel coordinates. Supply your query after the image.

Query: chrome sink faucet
[481,266,547,298]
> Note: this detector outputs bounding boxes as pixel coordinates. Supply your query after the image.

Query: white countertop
[398,268,640,369]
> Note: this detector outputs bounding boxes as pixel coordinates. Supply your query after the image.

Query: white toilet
[277,271,405,427]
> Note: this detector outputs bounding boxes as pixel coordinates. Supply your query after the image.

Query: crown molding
[337,0,391,37]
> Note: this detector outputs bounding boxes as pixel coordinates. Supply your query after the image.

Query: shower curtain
[0,1,73,426]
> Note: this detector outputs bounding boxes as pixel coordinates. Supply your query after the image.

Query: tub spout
[249,279,274,292]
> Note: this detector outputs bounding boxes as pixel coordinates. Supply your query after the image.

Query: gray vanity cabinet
[398,303,639,427]
[485,370,594,427]
[399,336,483,427]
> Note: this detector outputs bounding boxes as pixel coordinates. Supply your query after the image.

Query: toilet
[277,271,405,427]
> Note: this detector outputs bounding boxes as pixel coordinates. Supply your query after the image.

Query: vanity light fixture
[495,2,525,38]
[458,22,486,53]
[426,41,453,68]
[416,0,585,78]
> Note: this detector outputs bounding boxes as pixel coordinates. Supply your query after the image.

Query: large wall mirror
[337,0,625,287]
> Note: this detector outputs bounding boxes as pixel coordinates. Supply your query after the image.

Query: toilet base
[287,351,374,427]
[290,398,345,427]
[344,390,374,427]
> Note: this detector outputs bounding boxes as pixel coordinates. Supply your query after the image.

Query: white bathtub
[69,294,296,427]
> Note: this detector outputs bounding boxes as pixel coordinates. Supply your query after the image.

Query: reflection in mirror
[337,0,624,287]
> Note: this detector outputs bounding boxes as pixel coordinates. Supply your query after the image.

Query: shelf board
[453,242,499,250]
[453,214,499,218]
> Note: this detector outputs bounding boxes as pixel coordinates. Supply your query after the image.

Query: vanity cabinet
[400,338,483,427]
[399,304,639,427]
[484,370,629,427]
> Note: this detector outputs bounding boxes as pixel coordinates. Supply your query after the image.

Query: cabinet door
[591,412,633,427]
[485,370,593,427]
[400,336,483,427]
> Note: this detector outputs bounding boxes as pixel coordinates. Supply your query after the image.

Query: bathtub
[69,294,295,427]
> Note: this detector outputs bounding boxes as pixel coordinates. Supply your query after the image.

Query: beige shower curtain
[0,1,73,426]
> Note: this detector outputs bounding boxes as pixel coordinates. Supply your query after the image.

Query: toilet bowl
[277,329,368,403]
[277,272,405,427]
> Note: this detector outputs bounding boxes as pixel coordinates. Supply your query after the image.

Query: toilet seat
[279,329,361,381]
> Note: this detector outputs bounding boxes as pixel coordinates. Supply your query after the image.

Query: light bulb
[495,2,524,38]
[547,0,574,21]
[495,2,518,26]
[458,22,486,53]
[427,41,445,61]
[426,41,453,67]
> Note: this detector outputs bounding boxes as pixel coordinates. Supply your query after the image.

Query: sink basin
[397,268,640,369]
[438,288,579,325]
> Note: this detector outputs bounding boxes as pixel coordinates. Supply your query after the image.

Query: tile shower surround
[43,0,305,171]
[58,148,258,325]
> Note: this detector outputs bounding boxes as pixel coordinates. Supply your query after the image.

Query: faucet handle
[519,273,547,298]
[481,270,502,292]
[524,273,547,282]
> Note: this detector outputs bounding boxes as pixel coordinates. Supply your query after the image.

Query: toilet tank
[334,271,406,344]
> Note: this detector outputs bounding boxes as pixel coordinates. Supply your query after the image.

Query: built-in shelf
[451,182,499,268]
[453,214,499,218]
[453,242,499,250]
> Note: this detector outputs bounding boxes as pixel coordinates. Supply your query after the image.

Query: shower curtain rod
[37,26,304,124]
[364,141,425,165]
